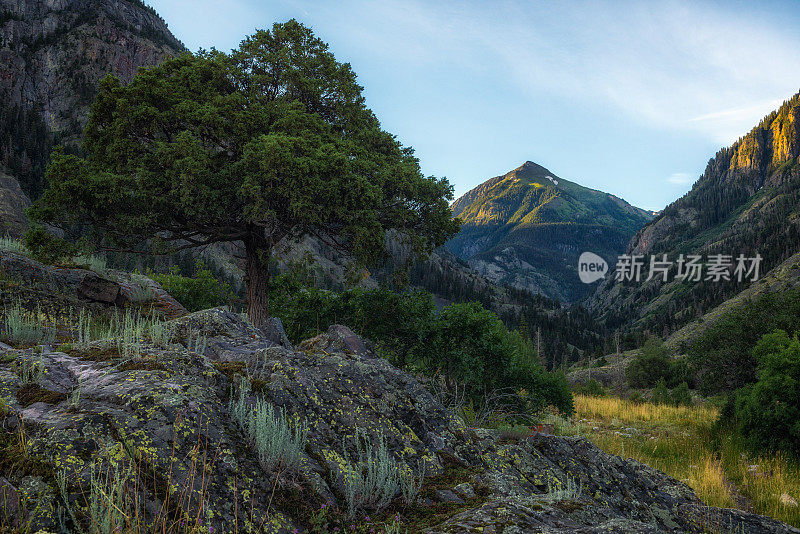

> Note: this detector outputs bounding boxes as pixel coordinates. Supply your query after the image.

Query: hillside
[446,161,653,302]
[1,250,797,533]
[588,91,800,333]
[0,0,184,198]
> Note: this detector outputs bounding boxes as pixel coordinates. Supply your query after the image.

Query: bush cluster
[148,261,234,312]
[626,338,693,389]
[689,288,800,394]
[721,330,800,455]
[269,274,574,416]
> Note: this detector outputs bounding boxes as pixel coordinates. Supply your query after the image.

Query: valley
[1,0,800,532]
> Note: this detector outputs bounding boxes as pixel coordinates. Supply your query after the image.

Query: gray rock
[453,482,476,500]
[261,316,292,348]
[436,489,465,504]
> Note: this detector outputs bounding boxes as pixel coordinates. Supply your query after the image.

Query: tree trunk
[244,231,271,331]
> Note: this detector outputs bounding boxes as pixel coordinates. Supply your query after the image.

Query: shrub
[341,429,423,517]
[689,288,800,394]
[626,338,692,389]
[651,378,670,405]
[22,225,78,265]
[229,385,308,471]
[574,378,606,397]
[670,382,693,407]
[272,279,574,416]
[149,261,234,312]
[626,338,671,388]
[725,330,800,455]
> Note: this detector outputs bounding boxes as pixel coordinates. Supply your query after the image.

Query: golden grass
[568,395,800,526]
[573,394,718,429]
[719,433,800,526]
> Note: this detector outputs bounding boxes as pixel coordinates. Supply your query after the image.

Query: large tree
[28,20,459,329]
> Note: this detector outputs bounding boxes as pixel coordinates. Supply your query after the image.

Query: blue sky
[147,0,800,211]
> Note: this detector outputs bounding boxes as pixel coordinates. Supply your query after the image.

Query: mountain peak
[447,163,653,301]
[515,160,551,175]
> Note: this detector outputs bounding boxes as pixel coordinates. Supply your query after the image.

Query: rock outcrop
[0,250,187,318]
[1,303,796,532]
[1,0,183,140]
[0,172,29,238]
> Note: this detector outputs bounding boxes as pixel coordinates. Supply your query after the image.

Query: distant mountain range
[446,161,653,302]
[588,91,800,334]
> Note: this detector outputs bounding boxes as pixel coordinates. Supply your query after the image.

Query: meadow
[559,395,800,527]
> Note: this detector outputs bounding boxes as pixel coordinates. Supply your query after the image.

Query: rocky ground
[1,255,798,533]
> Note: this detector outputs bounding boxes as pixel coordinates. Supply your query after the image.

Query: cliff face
[446,161,653,302]
[0,0,184,196]
[588,91,800,332]
[0,172,29,238]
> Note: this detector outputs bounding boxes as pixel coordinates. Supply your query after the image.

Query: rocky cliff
[0,252,797,533]
[0,172,29,238]
[588,91,800,332]
[0,0,184,197]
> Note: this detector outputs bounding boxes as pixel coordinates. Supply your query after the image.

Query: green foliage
[574,378,606,397]
[22,224,78,265]
[670,382,693,407]
[689,288,800,394]
[626,338,691,389]
[148,261,233,312]
[651,378,670,405]
[270,276,436,367]
[724,330,800,455]
[273,279,574,416]
[29,20,458,325]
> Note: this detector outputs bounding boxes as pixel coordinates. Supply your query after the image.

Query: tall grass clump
[0,236,29,255]
[15,354,45,384]
[88,460,134,533]
[544,477,582,501]
[341,429,425,518]
[2,302,55,345]
[229,384,308,471]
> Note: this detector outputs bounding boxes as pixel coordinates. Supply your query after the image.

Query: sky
[147,0,800,211]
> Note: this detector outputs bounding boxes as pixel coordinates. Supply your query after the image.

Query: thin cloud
[297,0,800,146]
[667,173,694,185]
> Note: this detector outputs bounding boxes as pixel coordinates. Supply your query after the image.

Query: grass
[718,433,800,527]
[340,429,425,518]
[567,394,800,527]
[2,303,56,345]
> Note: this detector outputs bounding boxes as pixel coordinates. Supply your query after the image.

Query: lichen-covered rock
[0,309,797,533]
[0,250,187,318]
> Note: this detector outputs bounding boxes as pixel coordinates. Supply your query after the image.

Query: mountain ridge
[588,90,800,332]
[446,161,653,302]
[0,0,185,197]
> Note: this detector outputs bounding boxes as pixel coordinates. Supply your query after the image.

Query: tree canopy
[28,20,459,327]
